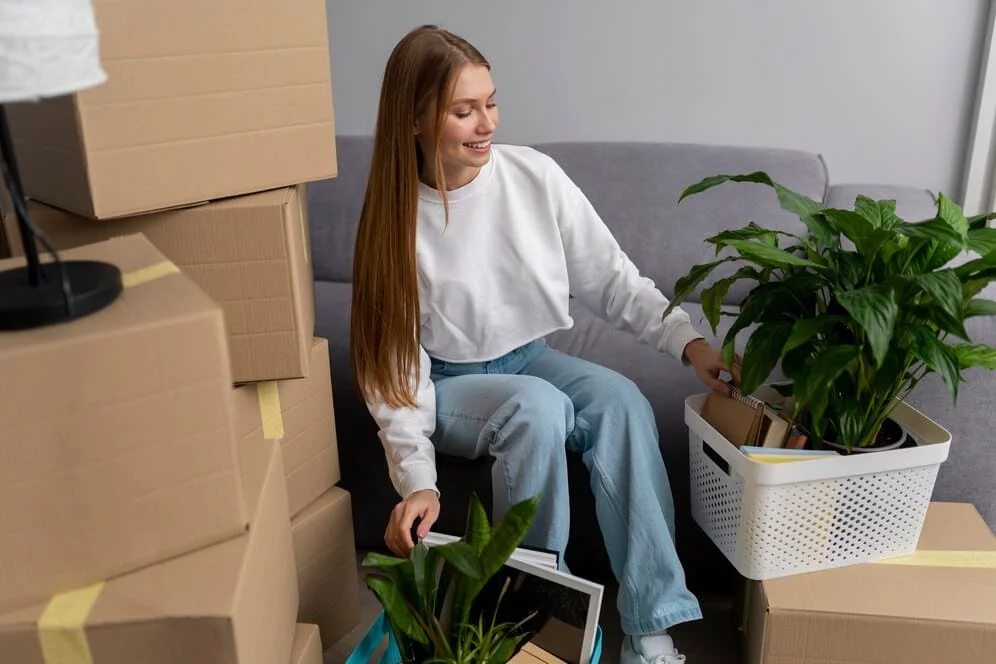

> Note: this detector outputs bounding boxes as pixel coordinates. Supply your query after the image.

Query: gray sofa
[308,136,996,592]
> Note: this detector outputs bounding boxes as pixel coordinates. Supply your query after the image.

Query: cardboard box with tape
[742,502,996,664]
[4,0,336,219]
[4,186,315,383]
[0,437,298,664]
[291,624,324,664]
[232,337,339,517]
[0,234,246,611]
[291,487,361,648]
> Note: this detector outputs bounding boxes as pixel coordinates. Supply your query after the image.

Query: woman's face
[416,64,499,190]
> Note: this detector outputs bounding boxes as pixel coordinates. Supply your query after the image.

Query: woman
[351,25,739,664]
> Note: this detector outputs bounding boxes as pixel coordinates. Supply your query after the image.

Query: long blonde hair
[351,25,489,408]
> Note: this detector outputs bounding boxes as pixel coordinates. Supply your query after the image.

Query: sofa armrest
[824,184,936,221]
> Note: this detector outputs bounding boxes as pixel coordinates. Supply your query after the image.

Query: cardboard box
[0,234,246,611]
[5,0,336,219]
[5,186,315,383]
[233,337,339,516]
[291,487,361,648]
[291,624,324,664]
[0,438,298,664]
[508,642,568,664]
[743,502,996,664]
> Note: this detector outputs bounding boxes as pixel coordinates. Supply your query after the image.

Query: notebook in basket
[700,387,790,448]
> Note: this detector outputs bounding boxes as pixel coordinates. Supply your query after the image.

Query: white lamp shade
[0,0,107,103]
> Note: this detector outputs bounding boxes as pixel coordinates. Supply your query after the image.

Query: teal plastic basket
[346,611,603,664]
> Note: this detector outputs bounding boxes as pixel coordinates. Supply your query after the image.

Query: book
[739,445,838,463]
[701,386,793,448]
[421,531,560,571]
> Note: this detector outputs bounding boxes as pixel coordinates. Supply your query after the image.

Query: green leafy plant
[664,172,996,450]
[362,494,540,663]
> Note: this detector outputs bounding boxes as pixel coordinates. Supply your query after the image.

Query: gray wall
[327,0,990,198]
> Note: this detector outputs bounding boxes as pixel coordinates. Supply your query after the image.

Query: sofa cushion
[308,136,373,283]
[532,141,828,305]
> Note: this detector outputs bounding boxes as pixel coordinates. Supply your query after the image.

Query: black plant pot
[822,417,909,454]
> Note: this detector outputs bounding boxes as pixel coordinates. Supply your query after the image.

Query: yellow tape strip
[256,381,284,440]
[37,581,104,664]
[872,550,996,569]
[121,261,179,288]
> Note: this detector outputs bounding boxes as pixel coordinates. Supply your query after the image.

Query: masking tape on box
[872,550,996,569]
[36,582,104,664]
[256,381,284,440]
[121,261,179,288]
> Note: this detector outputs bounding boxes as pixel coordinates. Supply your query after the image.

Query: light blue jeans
[428,338,702,635]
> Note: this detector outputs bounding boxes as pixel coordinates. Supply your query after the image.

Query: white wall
[327,0,990,198]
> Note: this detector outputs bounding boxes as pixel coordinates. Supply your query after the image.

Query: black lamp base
[0,260,123,330]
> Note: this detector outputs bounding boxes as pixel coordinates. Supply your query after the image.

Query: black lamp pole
[0,103,123,331]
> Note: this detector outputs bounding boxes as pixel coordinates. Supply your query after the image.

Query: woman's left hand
[683,338,741,394]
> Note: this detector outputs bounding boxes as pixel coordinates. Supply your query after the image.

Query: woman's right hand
[385,489,441,557]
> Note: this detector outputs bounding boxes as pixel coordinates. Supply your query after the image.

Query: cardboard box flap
[763,503,996,625]
[290,623,323,664]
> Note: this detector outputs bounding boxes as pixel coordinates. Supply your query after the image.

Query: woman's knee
[589,372,654,419]
[491,377,575,450]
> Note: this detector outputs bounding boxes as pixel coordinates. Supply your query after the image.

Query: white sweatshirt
[366,144,703,498]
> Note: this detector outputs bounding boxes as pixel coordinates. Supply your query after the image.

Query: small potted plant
[665,172,996,452]
[358,494,541,664]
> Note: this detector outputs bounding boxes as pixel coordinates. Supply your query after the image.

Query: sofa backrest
[308,136,372,283]
[308,136,829,303]
[532,141,828,303]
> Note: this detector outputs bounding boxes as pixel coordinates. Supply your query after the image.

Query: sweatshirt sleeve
[554,170,704,363]
[364,345,439,499]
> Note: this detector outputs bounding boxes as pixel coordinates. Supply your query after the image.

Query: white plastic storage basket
[685,393,951,580]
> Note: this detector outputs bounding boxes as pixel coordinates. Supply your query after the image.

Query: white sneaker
[620,633,687,664]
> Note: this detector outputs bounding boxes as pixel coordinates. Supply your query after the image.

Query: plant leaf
[951,344,996,370]
[723,239,822,269]
[854,196,901,230]
[433,541,484,579]
[741,321,794,394]
[967,228,996,256]
[783,316,848,354]
[836,285,898,367]
[365,575,430,646]
[911,326,962,399]
[966,298,996,318]
[411,542,431,607]
[822,209,893,257]
[908,270,963,322]
[968,211,996,230]
[699,266,763,333]
[488,633,531,664]
[793,345,860,426]
[362,552,410,569]
[707,221,781,250]
[479,497,539,580]
[937,193,969,238]
[911,302,971,341]
[678,172,823,219]
[899,217,966,246]
[463,493,492,555]
[453,496,539,638]
[699,277,737,334]
[663,258,734,318]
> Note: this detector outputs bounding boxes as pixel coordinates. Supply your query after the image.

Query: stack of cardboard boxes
[0,1,359,661]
